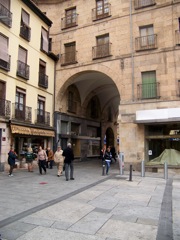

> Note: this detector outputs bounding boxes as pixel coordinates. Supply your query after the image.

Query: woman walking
[104,146,112,175]
[54,146,64,177]
[37,146,47,175]
[25,147,34,172]
[8,147,17,177]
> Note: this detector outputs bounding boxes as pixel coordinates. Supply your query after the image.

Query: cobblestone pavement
[0,160,179,240]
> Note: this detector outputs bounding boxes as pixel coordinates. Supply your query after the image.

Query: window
[41,27,49,53]
[0,0,12,27]
[65,7,77,28]
[67,91,76,113]
[96,0,109,19]
[141,71,157,99]
[17,46,29,79]
[15,88,26,120]
[37,95,45,123]
[93,34,111,59]
[61,42,77,65]
[0,34,10,70]
[140,26,154,47]
[39,60,48,88]
[134,0,156,9]
[20,9,31,41]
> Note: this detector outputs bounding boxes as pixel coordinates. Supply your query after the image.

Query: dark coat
[104,150,112,161]
[8,150,17,166]
[62,147,74,164]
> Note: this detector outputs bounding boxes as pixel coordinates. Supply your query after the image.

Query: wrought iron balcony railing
[12,103,32,122]
[61,14,78,29]
[135,34,157,51]
[134,0,156,9]
[20,23,31,41]
[17,60,30,80]
[35,109,50,126]
[67,100,77,113]
[38,72,48,88]
[61,51,78,66]
[92,3,111,21]
[0,55,11,71]
[92,43,112,59]
[175,30,180,45]
[0,3,12,27]
[0,98,11,118]
[137,82,160,100]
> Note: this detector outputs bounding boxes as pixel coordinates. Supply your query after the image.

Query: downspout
[130,0,135,101]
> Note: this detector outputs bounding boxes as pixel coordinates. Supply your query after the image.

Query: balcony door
[96,34,109,58]
[140,25,154,48]
[37,96,45,123]
[65,42,76,64]
[65,8,76,27]
[0,81,5,116]
[96,0,109,19]
[142,71,156,99]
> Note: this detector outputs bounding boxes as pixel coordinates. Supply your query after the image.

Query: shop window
[61,121,68,134]
[71,122,80,135]
[17,46,29,79]
[87,126,98,137]
[20,9,31,41]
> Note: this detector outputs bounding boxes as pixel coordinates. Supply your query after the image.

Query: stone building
[0,0,58,171]
[36,0,180,167]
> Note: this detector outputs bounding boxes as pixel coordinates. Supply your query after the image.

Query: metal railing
[17,60,30,80]
[92,3,111,21]
[12,103,32,122]
[92,43,112,59]
[61,51,78,66]
[175,30,180,45]
[0,98,11,118]
[0,3,12,27]
[0,55,11,71]
[35,109,50,126]
[137,82,160,99]
[20,23,31,41]
[135,34,157,51]
[61,14,78,29]
[38,72,48,88]
[134,0,156,9]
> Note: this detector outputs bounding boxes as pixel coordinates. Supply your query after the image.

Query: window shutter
[0,35,8,62]
[41,28,49,52]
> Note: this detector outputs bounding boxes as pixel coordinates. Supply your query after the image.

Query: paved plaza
[0,160,179,240]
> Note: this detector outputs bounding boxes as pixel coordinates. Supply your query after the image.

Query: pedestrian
[100,145,106,162]
[8,147,17,177]
[46,147,54,169]
[104,146,112,175]
[62,142,74,181]
[37,146,47,175]
[54,146,64,177]
[24,147,34,172]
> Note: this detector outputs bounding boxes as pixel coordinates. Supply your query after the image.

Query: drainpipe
[130,0,135,101]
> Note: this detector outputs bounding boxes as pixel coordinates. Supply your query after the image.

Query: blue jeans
[105,160,111,174]
[65,162,74,180]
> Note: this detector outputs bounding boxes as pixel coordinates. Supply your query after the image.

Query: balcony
[61,14,78,29]
[17,60,30,80]
[61,51,78,66]
[0,55,11,71]
[0,98,11,118]
[135,34,157,51]
[92,43,112,59]
[92,3,111,21]
[175,30,180,45]
[137,82,160,100]
[35,109,50,126]
[38,72,48,88]
[20,23,31,41]
[134,0,156,9]
[12,103,32,122]
[67,100,77,113]
[0,3,12,27]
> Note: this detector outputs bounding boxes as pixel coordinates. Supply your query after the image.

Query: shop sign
[11,125,55,137]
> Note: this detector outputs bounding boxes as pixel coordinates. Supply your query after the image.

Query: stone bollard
[141,160,145,177]
[129,164,132,181]
[102,160,105,176]
[164,162,168,180]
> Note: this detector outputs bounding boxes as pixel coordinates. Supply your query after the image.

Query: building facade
[0,0,58,171]
[36,0,180,167]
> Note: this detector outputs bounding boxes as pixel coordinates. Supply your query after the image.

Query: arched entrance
[54,70,120,160]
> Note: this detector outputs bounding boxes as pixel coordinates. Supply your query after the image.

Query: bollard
[141,160,145,177]
[129,164,132,181]
[102,160,105,176]
[164,162,168,180]
[119,152,124,175]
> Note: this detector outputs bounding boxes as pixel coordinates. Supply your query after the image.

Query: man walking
[62,143,74,181]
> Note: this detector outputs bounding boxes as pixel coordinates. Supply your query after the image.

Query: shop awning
[11,125,55,137]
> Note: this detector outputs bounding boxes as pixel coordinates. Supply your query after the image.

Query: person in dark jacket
[62,142,74,181]
[104,146,112,175]
[8,147,17,177]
